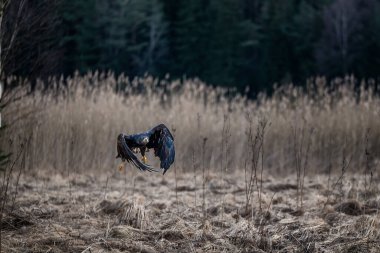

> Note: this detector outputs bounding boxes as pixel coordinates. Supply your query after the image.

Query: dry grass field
[2,170,380,252]
[1,74,380,252]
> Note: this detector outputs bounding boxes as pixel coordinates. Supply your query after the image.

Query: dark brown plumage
[116,124,175,174]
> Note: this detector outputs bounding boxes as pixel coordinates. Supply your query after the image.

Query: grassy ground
[2,169,380,252]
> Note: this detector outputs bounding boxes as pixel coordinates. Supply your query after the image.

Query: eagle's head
[137,136,149,145]
[142,136,149,145]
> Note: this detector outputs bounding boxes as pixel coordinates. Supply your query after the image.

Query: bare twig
[172,126,178,213]
[364,128,373,201]
[325,146,352,208]
[220,114,231,219]
[292,121,313,210]
[300,127,313,208]
[191,147,196,208]
[258,118,268,213]
[244,114,261,214]
[103,176,109,200]
[202,136,207,223]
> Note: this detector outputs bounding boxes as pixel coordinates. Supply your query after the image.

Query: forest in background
[2,0,380,94]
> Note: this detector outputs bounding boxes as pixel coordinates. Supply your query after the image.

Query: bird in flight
[116,124,175,174]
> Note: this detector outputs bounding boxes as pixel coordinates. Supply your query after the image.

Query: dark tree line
[2,0,380,93]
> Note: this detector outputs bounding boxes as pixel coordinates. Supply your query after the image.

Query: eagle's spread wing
[117,133,159,172]
[147,124,175,174]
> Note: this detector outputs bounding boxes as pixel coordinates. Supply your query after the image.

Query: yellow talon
[142,156,147,164]
[118,162,125,173]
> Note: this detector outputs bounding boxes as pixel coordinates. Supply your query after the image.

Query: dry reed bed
[2,74,380,175]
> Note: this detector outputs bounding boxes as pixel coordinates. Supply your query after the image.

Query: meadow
[1,73,379,252]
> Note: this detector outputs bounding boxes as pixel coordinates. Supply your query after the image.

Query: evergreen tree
[61,0,100,74]
[126,0,168,76]
[176,0,211,79]
[255,0,298,88]
[176,0,259,88]
[370,1,380,73]
[205,0,246,86]
[356,0,380,78]
[96,0,130,73]
[3,0,380,92]
[289,1,321,82]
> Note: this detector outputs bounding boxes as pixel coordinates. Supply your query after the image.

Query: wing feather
[117,134,159,172]
[148,124,175,174]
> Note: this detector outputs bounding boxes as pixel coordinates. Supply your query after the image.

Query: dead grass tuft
[96,199,125,215]
[110,225,142,239]
[118,201,150,229]
[335,199,362,216]
[267,183,298,192]
[1,212,33,231]
[176,185,196,192]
